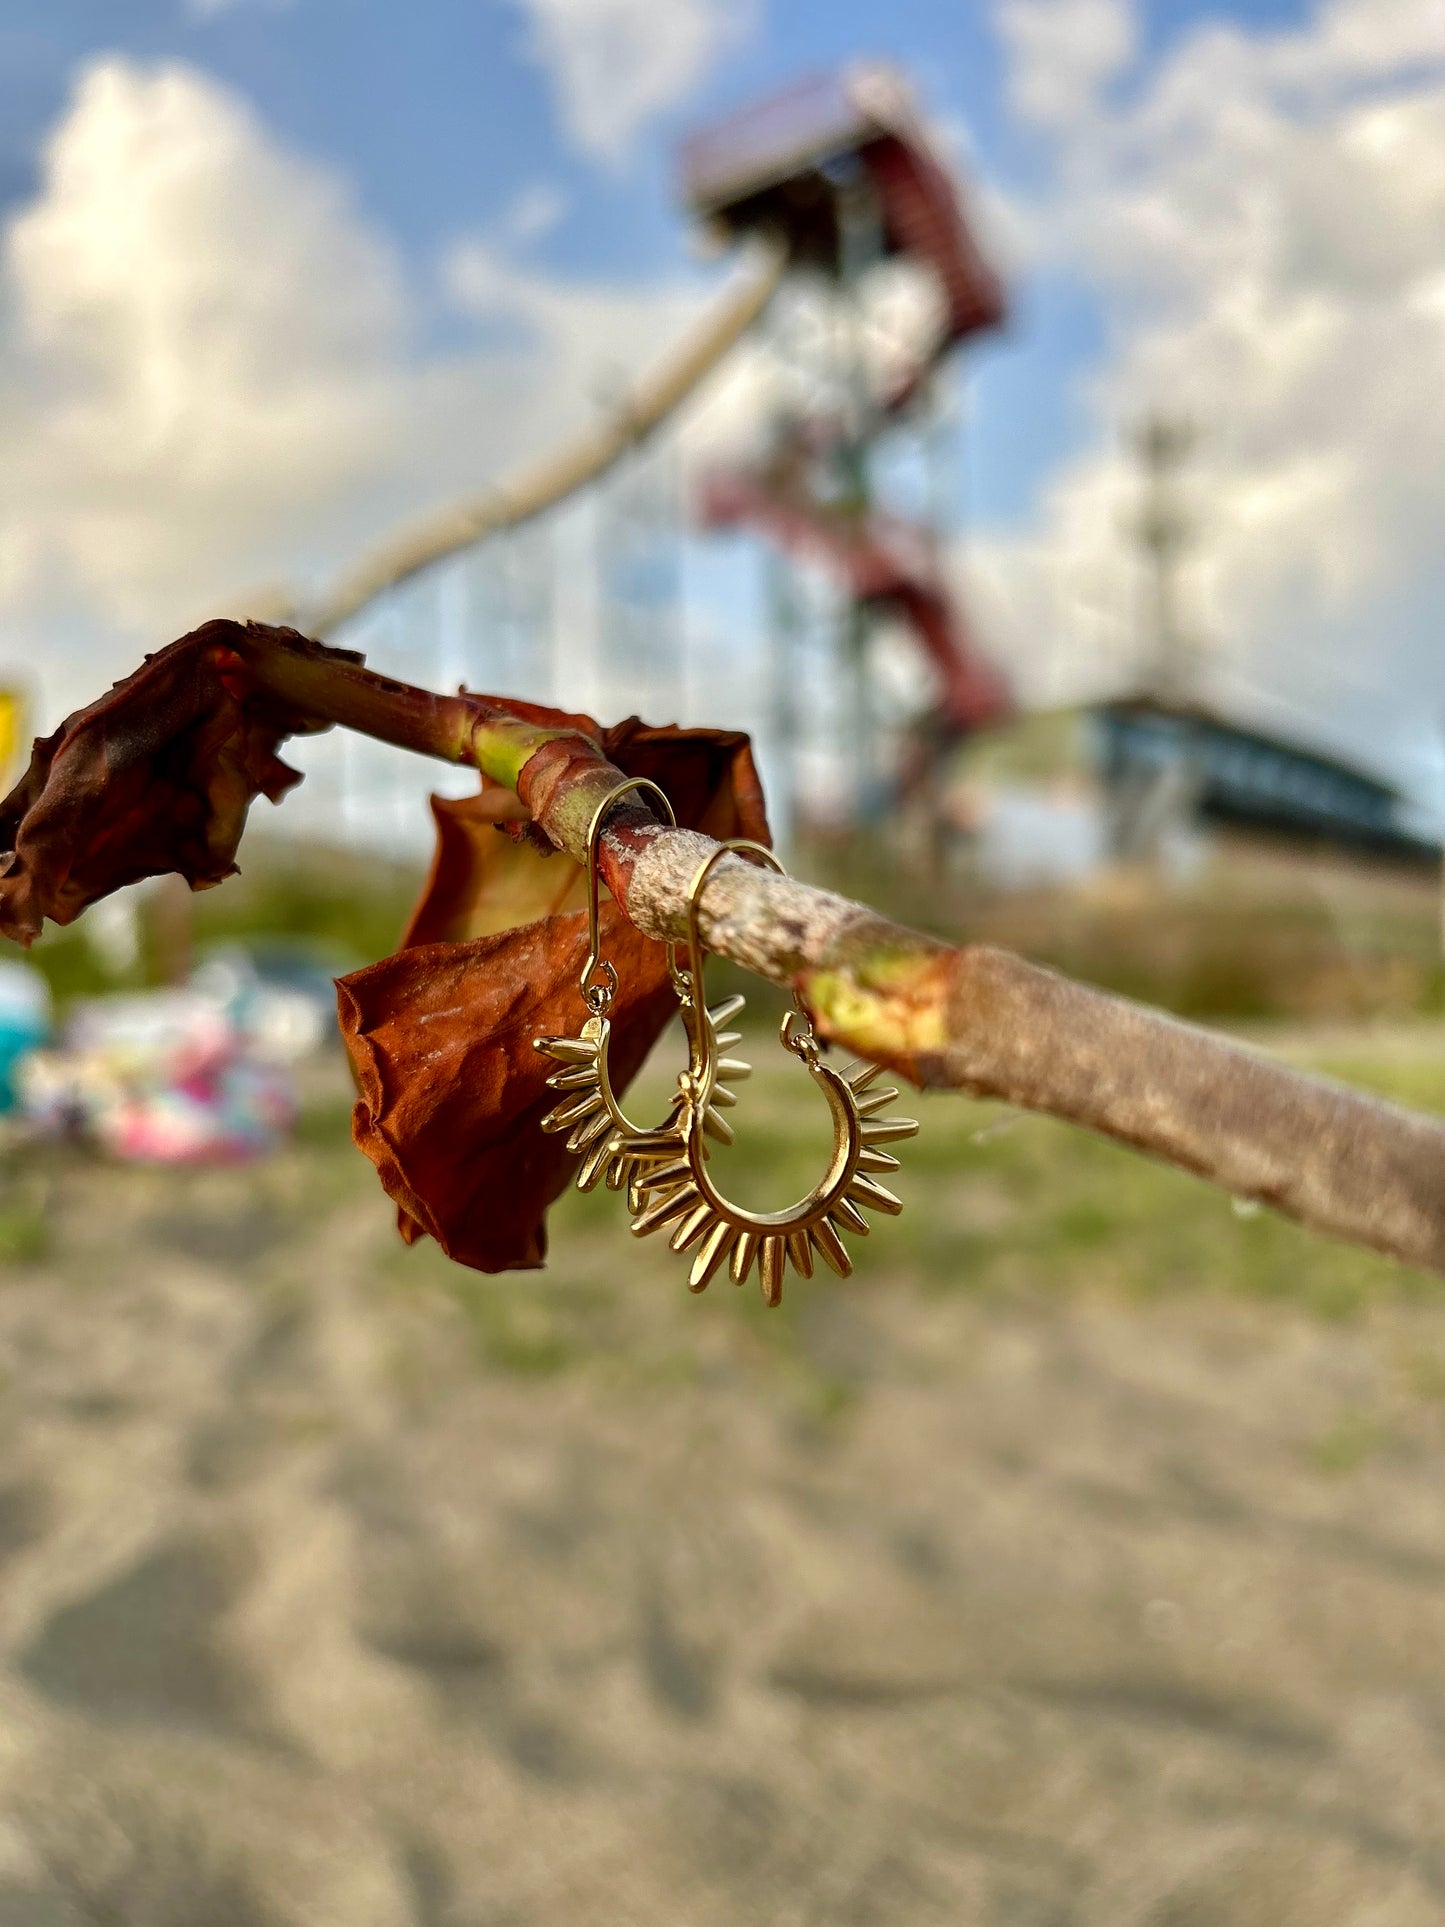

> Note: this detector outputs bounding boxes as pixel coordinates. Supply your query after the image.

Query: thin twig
[241,638,1445,1280]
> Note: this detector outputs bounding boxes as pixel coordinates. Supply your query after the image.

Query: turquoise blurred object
[0,960,51,1113]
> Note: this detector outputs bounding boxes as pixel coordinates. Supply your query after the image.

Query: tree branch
[232,638,1445,1279]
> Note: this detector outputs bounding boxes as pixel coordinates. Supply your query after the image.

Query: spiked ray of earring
[535,990,752,1202]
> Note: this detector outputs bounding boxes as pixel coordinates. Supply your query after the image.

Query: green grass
[22,827,1444,1031]
[1309,1407,1385,1475]
[0,1200,48,1267]
[302,1029,1445,1342]
[10,1025,1443,1411]
[27,837,424,1008]
[804,833,1445,1024]
[537,1030,1445,1324]
[328,1025,1445,1423]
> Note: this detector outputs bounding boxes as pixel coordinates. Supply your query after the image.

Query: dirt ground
[0,1049,1442,1925]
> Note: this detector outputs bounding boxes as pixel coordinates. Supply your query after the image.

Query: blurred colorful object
[0,684,25,785]
[19,988,296,1163]
[0,958,51,1114]
[189,940,343,1063]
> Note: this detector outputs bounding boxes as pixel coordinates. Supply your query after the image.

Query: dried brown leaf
[343,715,770,1271]
[339,906,676,1270]
[0,620,354,945]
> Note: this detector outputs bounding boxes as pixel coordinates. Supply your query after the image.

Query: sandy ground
[0,1081,1443,1925]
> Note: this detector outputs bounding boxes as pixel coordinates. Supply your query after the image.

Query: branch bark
[233,637,1445,1279]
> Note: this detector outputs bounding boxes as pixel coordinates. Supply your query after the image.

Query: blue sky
[0,0,1313,531]
[0,0,1440,805]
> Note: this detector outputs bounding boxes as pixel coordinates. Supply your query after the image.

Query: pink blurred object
[19,989,296,1163]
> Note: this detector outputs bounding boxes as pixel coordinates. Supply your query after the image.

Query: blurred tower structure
[684,65,1013,840]
[276,64,1012,856]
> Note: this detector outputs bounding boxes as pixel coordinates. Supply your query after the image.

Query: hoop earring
[629,842,919,1305]
[533,779,752,1202]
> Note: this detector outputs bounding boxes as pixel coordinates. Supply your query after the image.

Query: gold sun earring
[628,841,920,1306]
[533,779,752,1203]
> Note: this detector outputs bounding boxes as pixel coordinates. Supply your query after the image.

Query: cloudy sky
[0,0,1441,804]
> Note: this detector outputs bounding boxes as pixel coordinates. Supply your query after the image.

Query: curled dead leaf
[339,906,676,1270]
[0,620,355,945]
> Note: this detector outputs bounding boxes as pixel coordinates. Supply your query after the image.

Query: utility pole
[1106,415,1203,865]
[1134,414,1196,707]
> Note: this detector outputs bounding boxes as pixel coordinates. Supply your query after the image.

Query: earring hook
[684,839,817,1056]
[683,840,781,1005]
[581,777,676,1013]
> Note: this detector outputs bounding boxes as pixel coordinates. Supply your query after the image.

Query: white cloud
[509,0,754,163]
[979,0,1445,788]
[183,0,294,22]
[994,0,1138,130]
[444,234,699,371]
[1289,0,1445,84]
[0,60,410,653]
[501,180,568,242]
[0,57,718,727]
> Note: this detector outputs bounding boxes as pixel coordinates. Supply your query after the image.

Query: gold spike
[759,1236,786,1307]
[857,1086,902,1119]
[710,1085,738,1109]
[810,1218,853,1278]
[544,1089,601,1132]
[576,1134,616,1191]
[850,1175,903,1216]
[566,1106,614,1154]
[627,1172,646,1213]
[628,1127,689,1162]
[786,1230,814,1279]
[708,994,746,1030]
[608,1155,633,1192]
[730,1230,759,1284]
[631,1148,685,1194]
[545,1061,599,1091]
[689,1219,737,1292]
[861,1117,919,1144]
[535,1036,598,1064]
[830,1195,870,1236]
[640,1157,693,1192]
[716,1058,752,1082]
[857,1146,901,1174]
[844,1060,886,1092]
[703,1107,735,1147]
[670,1202,713,1252]
[631,1185,700,1238]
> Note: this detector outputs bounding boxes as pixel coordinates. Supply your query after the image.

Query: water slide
[302,63,1009,738]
